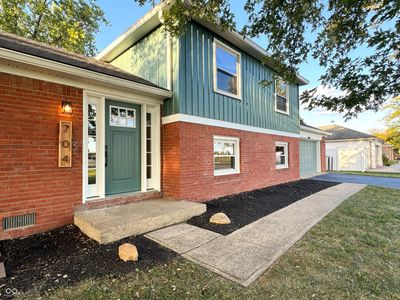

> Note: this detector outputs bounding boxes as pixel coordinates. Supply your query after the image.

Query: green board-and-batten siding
[111,26,169,89]
[111,22,300,135]
[168,22,300,134]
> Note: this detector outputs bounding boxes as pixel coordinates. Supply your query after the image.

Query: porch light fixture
[61,101,73,114]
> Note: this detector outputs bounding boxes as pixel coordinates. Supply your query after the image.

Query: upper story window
[275,79,289,114]
[213,40,241,99]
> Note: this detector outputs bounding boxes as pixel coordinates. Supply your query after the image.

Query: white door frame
[82,90,161,203]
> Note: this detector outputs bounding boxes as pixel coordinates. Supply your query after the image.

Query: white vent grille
[2,213,36,230]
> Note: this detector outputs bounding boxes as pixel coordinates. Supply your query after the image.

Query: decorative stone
[209,212,231,225]
[118,243,138,262]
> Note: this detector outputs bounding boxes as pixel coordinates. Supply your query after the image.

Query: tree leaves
[0,0,108,56]
[134,0,399,118]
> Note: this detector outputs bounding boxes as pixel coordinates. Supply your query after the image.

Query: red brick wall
[320,138,326,172]
[162,122,300,202]
[0,73,83,240]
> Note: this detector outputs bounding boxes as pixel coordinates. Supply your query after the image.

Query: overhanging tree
[0,0,108,56]
[135,0,399,118]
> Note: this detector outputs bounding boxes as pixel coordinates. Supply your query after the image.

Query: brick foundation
[162,122,300,202]
[0,73,83,240]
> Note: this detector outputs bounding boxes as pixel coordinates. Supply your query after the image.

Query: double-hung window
[214,40,241,99]
[275,78,289,114]
[275,142,289,169]
[213,136,240,175]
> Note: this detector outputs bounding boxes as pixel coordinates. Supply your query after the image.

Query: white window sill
[276,165,289,170]
[275,109,290,116]
[214,169,240,176]
[214,88,242,100]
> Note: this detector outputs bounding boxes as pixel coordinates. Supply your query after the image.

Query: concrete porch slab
[74,199,206,244]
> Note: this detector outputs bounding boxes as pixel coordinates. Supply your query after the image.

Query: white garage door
[338,148,364,171]
[300,140,318,176]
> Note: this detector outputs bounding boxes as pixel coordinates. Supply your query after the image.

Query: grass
[333,170,400,178]
[17,186,400,299]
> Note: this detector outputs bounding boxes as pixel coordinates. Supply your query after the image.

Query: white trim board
[0,48,172,100]
[162,114,301,138]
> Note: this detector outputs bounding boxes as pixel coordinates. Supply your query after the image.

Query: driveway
[311,173,400,189]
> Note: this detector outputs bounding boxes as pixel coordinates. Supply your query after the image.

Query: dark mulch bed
[0,225,177,298]
[187,179,339,235]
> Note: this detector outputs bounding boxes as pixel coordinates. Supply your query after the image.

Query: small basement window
[276,142,289,169]
[214,39,241,99]
[275,78,289,114]
[214,136,240,176]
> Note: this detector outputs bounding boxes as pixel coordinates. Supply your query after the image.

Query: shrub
[382,154,390,166]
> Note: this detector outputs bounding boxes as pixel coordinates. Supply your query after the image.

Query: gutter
[300,125,331,136]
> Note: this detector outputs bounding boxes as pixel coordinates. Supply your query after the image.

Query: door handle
[105,145,108,167]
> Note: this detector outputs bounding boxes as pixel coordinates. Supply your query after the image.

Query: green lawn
[333,170,400,178]
[19,186,400,299]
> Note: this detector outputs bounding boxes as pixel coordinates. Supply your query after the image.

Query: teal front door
[105,100,141,195]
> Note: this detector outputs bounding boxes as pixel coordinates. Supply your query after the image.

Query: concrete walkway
[373,162,400,173]
[146,183,365,286]
[311,173,400,189]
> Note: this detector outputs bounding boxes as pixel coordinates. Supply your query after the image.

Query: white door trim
[82,90,161,203]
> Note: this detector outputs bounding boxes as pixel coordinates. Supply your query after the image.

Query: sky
[95,0,387,133]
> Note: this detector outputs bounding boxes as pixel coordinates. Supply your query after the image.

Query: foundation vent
[2,213,36,230]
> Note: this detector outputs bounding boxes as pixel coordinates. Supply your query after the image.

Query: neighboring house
[382,143,398,161]
[320,125,384,171]
[0,4,327,240]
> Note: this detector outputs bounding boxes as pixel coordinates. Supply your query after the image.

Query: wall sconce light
[61,101,73,115]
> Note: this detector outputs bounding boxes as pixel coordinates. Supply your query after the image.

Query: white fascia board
[162,113,301,138]
[0,48,172,99]
[300,125,332,136]
[96,2,167,62]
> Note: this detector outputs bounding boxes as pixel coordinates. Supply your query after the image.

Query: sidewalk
[146,183,366,286]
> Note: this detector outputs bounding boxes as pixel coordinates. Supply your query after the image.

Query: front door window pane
[88,104,97,185]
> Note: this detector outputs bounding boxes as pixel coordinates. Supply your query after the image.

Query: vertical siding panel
[179,32,187,114]
[203,32,210,118]
[111,26,168,89]
[186,25,193,115]
[198,30,204,117]
[192,24,199,116]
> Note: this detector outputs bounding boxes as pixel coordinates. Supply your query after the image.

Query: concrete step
[74,199,206,244]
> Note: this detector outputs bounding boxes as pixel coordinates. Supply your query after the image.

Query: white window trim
[276,142,289,169]
[213,39,242,100]
[275,78,290,115]
[213,136,240,176]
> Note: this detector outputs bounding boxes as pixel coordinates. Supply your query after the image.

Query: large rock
[118,243,139,262]
[209,212,231,225]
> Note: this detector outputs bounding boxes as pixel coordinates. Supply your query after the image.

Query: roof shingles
[0,31,164,90]
[319,125,376,140]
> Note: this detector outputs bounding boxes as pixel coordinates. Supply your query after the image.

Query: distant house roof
[0,31,164,90]
[319,125,379,141]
